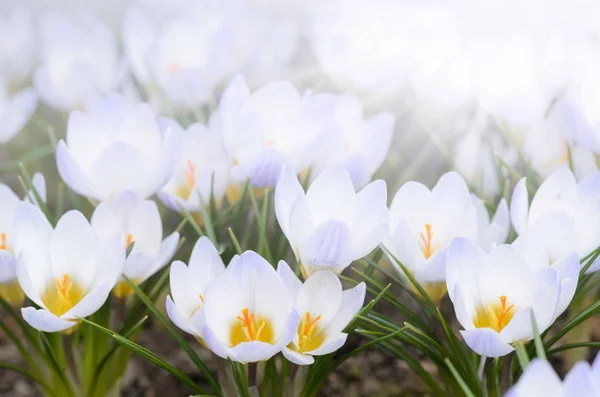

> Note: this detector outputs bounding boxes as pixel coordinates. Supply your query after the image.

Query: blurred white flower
[471,194,510,252]
[214,75,325,199]
[446,238,566,358]
[0,77,38,144]
[34,11,123,111]
[166,236,226,343]
[158,119,230,214]
[14,204,125,333]
[123,1,298,113]
[56,94,177,201]
[277,262,365,365]
[275,166,387,278]
[0,173,46,306]
[0,8,36,88]
[383,172,477,303]
[511,167,600,272]
[310,93,395,189]
[91,191,179,298]
[202,251,298,363]
[505,354,600,397]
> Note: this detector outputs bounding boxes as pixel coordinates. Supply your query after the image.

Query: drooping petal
[460,328,514,357]
[282,348,315,365]
[21,307,76,333]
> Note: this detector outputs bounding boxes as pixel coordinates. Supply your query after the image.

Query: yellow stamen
[199,293,204,303]
[420,223,435,259]
[113,278,141,299]
[0,232,6,250]
[55,274,70,297]
[175,160,196,200]
[42,274,85,317]
[126,233,134,250]
[292,311,325,353]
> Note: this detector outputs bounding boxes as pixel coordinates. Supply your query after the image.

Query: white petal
[229,341,281,363]
[51,210,98,290]
[306,166,356,226]
[56,140,98,199]
[529,168,577,227]
[151,232,180,276]
[506,359,564,397]
[21,307,76,333]
[62,283,111,320]
[460,328,514,357]
[127,199,162,258]
[296,271,342,325]
[166,295,195,336]
[351,179,387,259]
[564,362,596,397]
[188,236,226,289]
[305,333,348,356]
[326,282,366,335]
[275,165,304,242]
[299,220,353,275]
[202,324,230,359]
[511,178,529,235]
[282,348,315,365]
[0,251,16,283]
[276,260,302,302]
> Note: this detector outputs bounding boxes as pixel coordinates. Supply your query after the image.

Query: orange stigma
[302,312,322,337]
[420,223,434,259]
[0,232,6,250]
[54,275,71,297]
[199,293,204,303]
[237,308,257,341]
[497,295,515,331]
[185,160,195,189]
[168,64,181,73]
[126,234,134,249]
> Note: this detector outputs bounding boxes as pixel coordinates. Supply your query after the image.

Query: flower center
[420,223,440,260]
[294,311,326,353]
[473,295,516,333]
[175,160,196,200]
[41,274,85,317]
[229,308,274,347]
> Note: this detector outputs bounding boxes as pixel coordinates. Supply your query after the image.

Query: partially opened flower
[14,203,125,333]
[214,75,325,201]
[0,174,46,306]
[91,192,179,298]
[202,251,298,363]
[277,261,366,365]
[505,354,600,397]
[275,165,387,278]
[511,167,600,272]
[446,238,564,357]
[309,93,395,189]
[56,94,176,201]
[34,11,122,111]
[0,77,38,145]
[471,194,510,252]
[166,236,225,342]
[158,119,230,216]
[383,172,477,303]
[512,213,580,323]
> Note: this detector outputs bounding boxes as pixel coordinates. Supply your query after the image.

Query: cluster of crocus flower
[166,237,366,364]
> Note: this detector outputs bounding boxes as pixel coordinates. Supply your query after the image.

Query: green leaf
[545,298,600,349]
[78,317,207,395]
[0,364,54,394]
[530,309,546,360]
[333,327,405,365]
[514,342,530,370]
[228,359,250,397]
[445,358,476,397]
[177,201,206,237]
[122,275,220,393]
[228,227,243,255]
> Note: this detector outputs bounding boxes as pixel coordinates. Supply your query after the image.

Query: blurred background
[1,0,600,395]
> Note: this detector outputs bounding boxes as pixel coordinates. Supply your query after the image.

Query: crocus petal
[229,341,281,363]
[306,166,356,226]
[299,219,353,275]
[166,295,194,335]
[62,283,111,320]
[460,328,514,357]
[0,251,16,283]
[202,324,230,359]
[295,270,342,324]
[528,167,577,227]
[152,232,180,275]
[275,165,304,241]
[21,307,76,333]
[505,359,564,397]
[351,179,387,259]
[511,178,529,235]
[563,362,596,397]
[56,140,98,199]
[276,260,302,301]
[306,333,348,356]
[282,347,315,365]
[326,282,366,335]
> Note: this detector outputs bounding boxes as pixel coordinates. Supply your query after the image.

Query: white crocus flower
[310,93,395,189]
[56,94,176,201]
[0,7,36,88]
[505,354,600,397]
[0,173,46,306]
[158,119,230,215]
[471,195,510,252]
[383,172,478,303]
[512,213,580,323]
[0,76,38,145]
[202,251,298,363]
[446,238,565,358]
[166,236,226,342]
[277,261,366,365]
[14,203,125,333]
[511,167,600,272]
[91,192,179,299]
[214,75,325,201]
[275,166,387,278]
[34,12,123,111]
